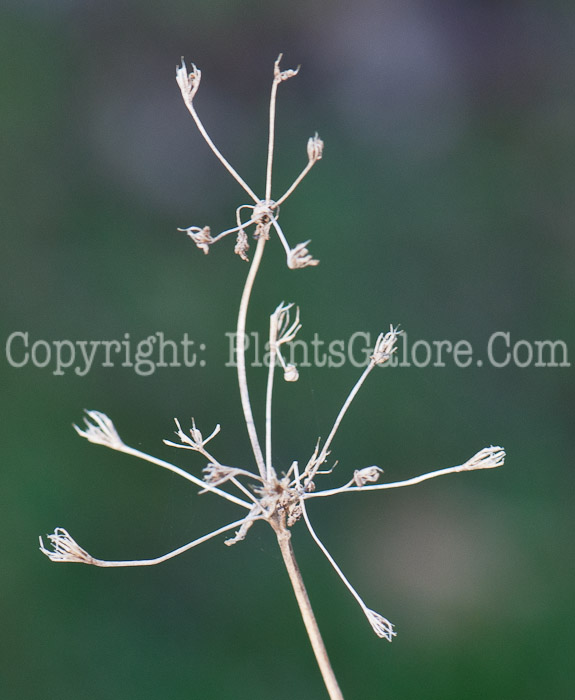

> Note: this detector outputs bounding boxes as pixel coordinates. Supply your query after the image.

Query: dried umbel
[41,56,504,700]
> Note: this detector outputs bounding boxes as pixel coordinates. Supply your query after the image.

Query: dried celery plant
[40,56,505,699]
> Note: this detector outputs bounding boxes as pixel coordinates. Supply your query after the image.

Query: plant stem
[265,74,280,202]
[265,310,279,481]
[273,518,345,700]
[181,93,259,204]
[121,444,251,509]
[236,235,267,478]
[308,362,375,481]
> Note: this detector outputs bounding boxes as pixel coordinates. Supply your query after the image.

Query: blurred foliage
[1,1,574,699]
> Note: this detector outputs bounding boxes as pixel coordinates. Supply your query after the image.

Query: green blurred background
[2,1,574,698]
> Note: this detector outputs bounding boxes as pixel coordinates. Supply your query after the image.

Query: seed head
[283,364,299,382]
[353,466,383,487]
[307,133,324,163]
[73,410,124,450]
[274,53,300,83]
[176,58,201,105]
[39,528,97,565]
[371,325,401,365]
[287,241,319,269]
[461,446,506,471]
[179,226,214,255]
[365,608,396,642]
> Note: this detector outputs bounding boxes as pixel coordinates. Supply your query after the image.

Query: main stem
[236,235,267,478]
[273,518,344,700]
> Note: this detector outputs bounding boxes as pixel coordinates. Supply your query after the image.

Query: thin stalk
[306,459,501,499]
[230,476,261,505]
[275,159,315,207]
[211,219,252,243]
[121,444,251,509]
[273,519,344,700]
[265,75,280,202]
[236,235,267,478]
[82,518,250,567]
[308,362,375,480]
[265,314,279,480]
[265,352,276,480]
[269,216,292,257]
[182,99,259,204]
[300,499,370,617]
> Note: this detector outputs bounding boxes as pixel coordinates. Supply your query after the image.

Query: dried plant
[40,55,505,699]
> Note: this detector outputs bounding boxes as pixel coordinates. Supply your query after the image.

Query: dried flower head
[176,58,201,105]
[287,240,320,269]
[274,53,300,83]
[365,609,396,642]
[353,466,383,487]
[234,227,250,261]
[283,364,299,382]
[461,446,506,471]
[39,528,97,565]
[371,325,401,365]
[178,225,214,255]
[163,417,221,451]
[307,133,324,162]
[73,410,124,450]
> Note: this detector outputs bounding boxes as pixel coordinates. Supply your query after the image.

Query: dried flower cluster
[40,56,504,700]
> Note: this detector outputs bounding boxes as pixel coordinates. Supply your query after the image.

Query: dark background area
[1,1,574,698]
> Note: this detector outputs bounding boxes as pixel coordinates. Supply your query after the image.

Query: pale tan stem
[89,518,248,567]
[308,362,375,480]
[265,351,276,480]
[236,235,267,478]
[121,444,251,509]
[265,314,279,480]
[182,97,259,204]
[275,159,315,207]
[306,452,505,499]
[265,77,280,201]
[273,520,345,700]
